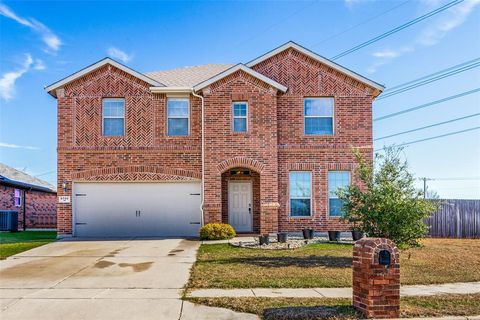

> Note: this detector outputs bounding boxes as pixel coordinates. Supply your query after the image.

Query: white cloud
[34,59,46,70]
[418,0,480,46]
[367,0,480,73]
[107,47,134,63]
[0,54,33,101]
[344,0,370,9]
[0,142,38,150]
[372,49,401,59]
[0,3,61,53]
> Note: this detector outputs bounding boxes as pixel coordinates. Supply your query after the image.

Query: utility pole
[419,177,434,198]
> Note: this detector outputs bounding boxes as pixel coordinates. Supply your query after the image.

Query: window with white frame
[14,189,21,207]
[102,98,125,136]
[289,171,312,217]
[304,97,334,135]
[328,171,350,217]
[167,98,189,136]
[232,102,248,132]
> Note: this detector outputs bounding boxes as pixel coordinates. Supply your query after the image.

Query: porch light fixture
[230,170,251,176]
[62,181,67,192]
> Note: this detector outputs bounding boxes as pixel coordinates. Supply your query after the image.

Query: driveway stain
[94,260,115,268]
[104,247,127,257]
[118,262,153,272]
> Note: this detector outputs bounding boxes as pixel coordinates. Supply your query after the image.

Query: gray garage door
[73,182,201,237]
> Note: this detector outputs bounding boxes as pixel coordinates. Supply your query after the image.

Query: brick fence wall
[0,185,57,229]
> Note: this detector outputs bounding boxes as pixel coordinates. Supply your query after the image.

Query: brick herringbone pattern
[79,173,197,182]
[68,66,155,148]
[71,165,201,180]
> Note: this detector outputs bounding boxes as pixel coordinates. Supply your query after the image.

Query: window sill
[289,215,314,219]
[303,134,335,137]
[164,135,191,139]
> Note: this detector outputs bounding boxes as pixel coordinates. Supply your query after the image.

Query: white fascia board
[45,58,165,97]
[193,64,288,93]
[246,41,385,92]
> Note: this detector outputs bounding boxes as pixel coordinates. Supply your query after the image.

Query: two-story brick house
[46,41,384,238]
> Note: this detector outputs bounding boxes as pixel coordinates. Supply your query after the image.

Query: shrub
[338,147,439,249]
[199,223,236,240]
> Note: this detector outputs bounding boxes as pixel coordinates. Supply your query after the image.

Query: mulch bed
[229,236,354,250]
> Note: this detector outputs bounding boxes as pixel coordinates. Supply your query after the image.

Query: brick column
[260,202,279,234]
[353,238,400,319]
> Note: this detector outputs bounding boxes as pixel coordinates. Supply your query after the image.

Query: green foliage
[338,147,439,249]
[199,223,236,240]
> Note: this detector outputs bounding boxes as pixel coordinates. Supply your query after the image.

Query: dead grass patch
[188,238,480,288]
[187,294,480,319]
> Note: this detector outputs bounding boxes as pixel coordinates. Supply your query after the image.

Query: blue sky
[0,0,479,198]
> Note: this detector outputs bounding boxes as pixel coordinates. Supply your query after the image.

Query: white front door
[228,181,252,232]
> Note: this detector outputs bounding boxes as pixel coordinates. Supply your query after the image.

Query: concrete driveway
[0,238,257,320]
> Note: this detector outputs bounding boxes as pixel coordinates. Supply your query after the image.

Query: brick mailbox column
[353,238,400,319]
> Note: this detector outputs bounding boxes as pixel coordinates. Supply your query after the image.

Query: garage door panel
[73,182,201,237]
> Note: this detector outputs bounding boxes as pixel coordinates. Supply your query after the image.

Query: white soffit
[193,64,288,93]
[246,41,385,92]
[45,58,165,97]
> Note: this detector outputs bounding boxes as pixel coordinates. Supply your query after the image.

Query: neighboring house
[0,163,57,229]
[45,41,384,238]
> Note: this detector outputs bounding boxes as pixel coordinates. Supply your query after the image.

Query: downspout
[191,90,205,227]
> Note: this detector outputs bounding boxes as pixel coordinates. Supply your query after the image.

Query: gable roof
[193,64,288,93]
[146,64,234,87]
[0,163,56,193]
[45,58,165,97]
[246,41,385,92]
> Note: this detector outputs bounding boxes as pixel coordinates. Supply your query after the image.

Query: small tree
[338,147,438,248]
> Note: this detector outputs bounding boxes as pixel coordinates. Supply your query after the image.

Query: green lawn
[188,238,480,289]
[187,294,480,319]
[0,231,57,259]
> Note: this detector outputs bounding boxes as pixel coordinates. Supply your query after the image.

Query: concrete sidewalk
[188,281,480,298]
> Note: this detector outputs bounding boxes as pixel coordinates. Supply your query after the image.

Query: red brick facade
[0,185,57,229]
[54,45,378,236]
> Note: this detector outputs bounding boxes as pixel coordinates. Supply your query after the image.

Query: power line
[375,113,480,140]
[233,0,319,48]
[311,0,410,48]
[374,126,480,151]
[377,60,480,100]
[430,177,480,181]
[35,170,56,177]
[374,88,480,121]
[383,58,480,93]
[331,0,463,60]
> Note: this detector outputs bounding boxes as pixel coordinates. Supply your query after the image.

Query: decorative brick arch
[216,157,265,173]
[71,165,201,182]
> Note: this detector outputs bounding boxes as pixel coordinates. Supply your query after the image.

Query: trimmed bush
[199,223,236,240]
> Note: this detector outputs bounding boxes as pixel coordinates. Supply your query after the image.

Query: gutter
[150,86,192,94]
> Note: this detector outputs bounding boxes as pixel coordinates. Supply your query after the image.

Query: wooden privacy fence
[425,199,480,238]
